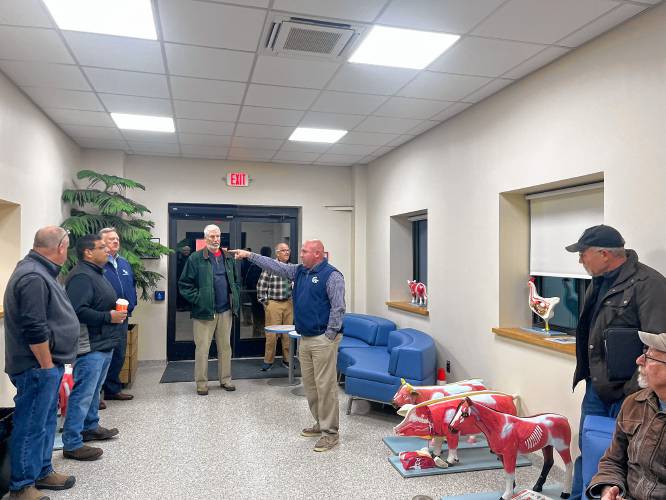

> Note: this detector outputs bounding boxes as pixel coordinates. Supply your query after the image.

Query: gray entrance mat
[159,358,300,383]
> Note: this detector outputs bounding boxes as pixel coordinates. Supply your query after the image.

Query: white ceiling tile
[44,108,114,127]
[122,131,178,144]
[173,100,240,121]
[129,141,180,154]
[98,94,173,116]
[398,71,491,101]
[472,0,619,44]
[317,153,365,164]
[279,141,332,153]
[358,155,377,164]
[378,0,504,33]
[234,123,293,139]
[251,55,339,89]
[558,4,648,47]
[430,101,473,121]
[355,116,422,134]
[374,146,394,157]
[273,150,320,162]
[339,131,399,146]
[22,87,102,111]
[179,133,232,146]
[228,148,276,160]
[0,61,89,90]
[314,161,354,166]
[231,137,284,149]
[428,36,545,77]
[176,119,236,136]
[164,43,254,82]
[502,46,571,79]
[60,125,123,141]
[385,135,415,147]
[311,91,387,115]
[462,78,514,103]
[209,0,270,7]
[373,97,452,119]
[181,144,229,158]
[406,120,441,135]
[244,84,319,110]
[158,0,265,51]
[76,138,130,151]
[239,106,304,126]
[0,0,53,27]
[83,68,170,98]
[272,0,388,22]
[326,143,379,156]
[327,64,418,95]
[0,27,73,64]
[63,32,165,73]
[298,112,365,130]
[170,77,246,104]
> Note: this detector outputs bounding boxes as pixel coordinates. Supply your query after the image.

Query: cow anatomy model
[407,280,427,307]
[394,391,517,467]
[448,397,573,500]
[392,378,488,407]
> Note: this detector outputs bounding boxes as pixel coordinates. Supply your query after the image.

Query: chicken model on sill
[527,278,560,332]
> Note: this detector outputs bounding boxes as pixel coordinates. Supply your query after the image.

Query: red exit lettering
[227,172,249,187]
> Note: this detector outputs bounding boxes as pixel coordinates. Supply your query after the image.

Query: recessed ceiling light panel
[348,25,459,70]
[289,128,347,143]
[43,0,157,40]
[111,113,174,133]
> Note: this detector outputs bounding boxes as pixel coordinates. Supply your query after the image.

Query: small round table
[288,330,305,396]
[265,325,300,387]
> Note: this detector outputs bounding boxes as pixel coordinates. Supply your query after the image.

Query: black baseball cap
[565,224,625,252]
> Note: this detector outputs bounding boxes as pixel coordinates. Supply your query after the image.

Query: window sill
[386,301,429,316]
[492,327,575,357]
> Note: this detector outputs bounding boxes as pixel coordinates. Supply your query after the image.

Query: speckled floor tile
[47,364,564,500]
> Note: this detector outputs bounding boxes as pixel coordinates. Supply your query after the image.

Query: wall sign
[226,172,250,187]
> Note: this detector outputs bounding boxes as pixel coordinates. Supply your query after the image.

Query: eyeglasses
[641,348,666,366]
[276,249,290,253]
[58,229,71,248]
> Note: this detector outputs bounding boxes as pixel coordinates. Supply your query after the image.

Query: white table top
[264,324,295,334]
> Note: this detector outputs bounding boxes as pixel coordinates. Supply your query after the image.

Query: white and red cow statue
[392,378,487,407]
[58,365,74,419]
[448,397,573,500]
[395,391,517,468]
[528,277,560,332]
[407,280,427,307]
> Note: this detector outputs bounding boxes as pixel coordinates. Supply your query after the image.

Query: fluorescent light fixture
[43,0,157,40]
[111,113,175,133]
[349,26,459,70]
[289,128,347,143]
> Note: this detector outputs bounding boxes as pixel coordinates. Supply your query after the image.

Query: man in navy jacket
[99,228,137,401]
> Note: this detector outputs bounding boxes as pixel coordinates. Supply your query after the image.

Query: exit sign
[226,172,250,187]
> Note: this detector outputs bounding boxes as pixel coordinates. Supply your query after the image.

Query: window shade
[529,186,603,279]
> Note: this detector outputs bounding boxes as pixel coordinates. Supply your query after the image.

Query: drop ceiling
[0,0,660,166]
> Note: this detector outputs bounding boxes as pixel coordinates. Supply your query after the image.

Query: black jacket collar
[27,250,61,278]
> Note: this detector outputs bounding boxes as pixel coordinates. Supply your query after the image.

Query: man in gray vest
[3,226,79,499]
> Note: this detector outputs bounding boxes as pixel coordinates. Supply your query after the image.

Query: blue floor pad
[442,483,563,500]
[388,447,531,478]
[383,435,488,455]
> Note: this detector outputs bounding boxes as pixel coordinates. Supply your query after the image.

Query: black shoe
[81,426,119,442]
[260,362,273,371]
[281,360,290,369]
[221,383,236,392]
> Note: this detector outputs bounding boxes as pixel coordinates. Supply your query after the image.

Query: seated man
[586,330,666,499]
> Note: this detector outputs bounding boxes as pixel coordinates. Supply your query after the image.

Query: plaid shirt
[256,262,292,305]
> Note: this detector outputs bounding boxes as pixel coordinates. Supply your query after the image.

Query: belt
[269,298,291,302]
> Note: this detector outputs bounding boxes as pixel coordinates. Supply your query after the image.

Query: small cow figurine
[407,280,427,307]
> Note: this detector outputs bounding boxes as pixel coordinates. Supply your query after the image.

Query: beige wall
[363,4,666,463]
[0,70,80,405]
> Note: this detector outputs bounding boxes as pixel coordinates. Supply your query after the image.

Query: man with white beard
[586,330,666,500]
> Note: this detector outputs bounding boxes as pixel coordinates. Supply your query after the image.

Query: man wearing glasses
[565,225,666,499]
[3,227,79,497]
[256,242,294,371]
[586,330,666,499]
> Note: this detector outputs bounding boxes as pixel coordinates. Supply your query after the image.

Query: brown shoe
[221,383,236,392]
[104,392,133,401]
[81,425,119,442]
[197,387,208,396]
[313,434,339,452]
[300,426,321,437]
[35,471,75,491]
[63,445,103,461]
[99,401,106,410]
[9,485,49,499]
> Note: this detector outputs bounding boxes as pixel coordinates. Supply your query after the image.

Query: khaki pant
[299,334,342,436]
[263,299,293,364]
[193,310,232,390]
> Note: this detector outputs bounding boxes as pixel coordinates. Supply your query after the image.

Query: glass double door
[168,203,298,361]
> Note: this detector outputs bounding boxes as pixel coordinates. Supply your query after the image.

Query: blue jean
[62,350,113,451]
[570,380,624,500]
[9,365,64,491]
[103,322,128,396]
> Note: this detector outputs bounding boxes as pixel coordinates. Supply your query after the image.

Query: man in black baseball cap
[565,224,666,500]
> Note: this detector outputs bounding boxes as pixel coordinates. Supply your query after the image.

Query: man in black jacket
[62,235,126,461]
[3,226,79,499]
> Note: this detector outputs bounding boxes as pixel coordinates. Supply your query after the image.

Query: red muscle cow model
[395,391,517,467]
[448,397,573,500]
[407,280,427,307]
[392,378,488,407]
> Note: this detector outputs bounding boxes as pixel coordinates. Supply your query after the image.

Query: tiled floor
[47,363,563,500]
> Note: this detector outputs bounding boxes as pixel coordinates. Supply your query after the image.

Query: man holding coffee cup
[99,227,137,402]
[62,235,125,461]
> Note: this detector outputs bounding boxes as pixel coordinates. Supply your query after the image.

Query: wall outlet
[446,360,451,373]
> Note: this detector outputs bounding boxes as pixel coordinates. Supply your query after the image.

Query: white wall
[0,71,81,405]
[363,3,666,461]
[122,156,353,361]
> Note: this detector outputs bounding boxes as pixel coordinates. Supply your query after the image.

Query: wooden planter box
[119,324,139,386]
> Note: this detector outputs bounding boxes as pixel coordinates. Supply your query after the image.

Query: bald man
[4,226,79,498]
[231,240,345,452]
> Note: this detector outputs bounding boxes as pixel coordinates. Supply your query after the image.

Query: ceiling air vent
[264,16,363,61]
